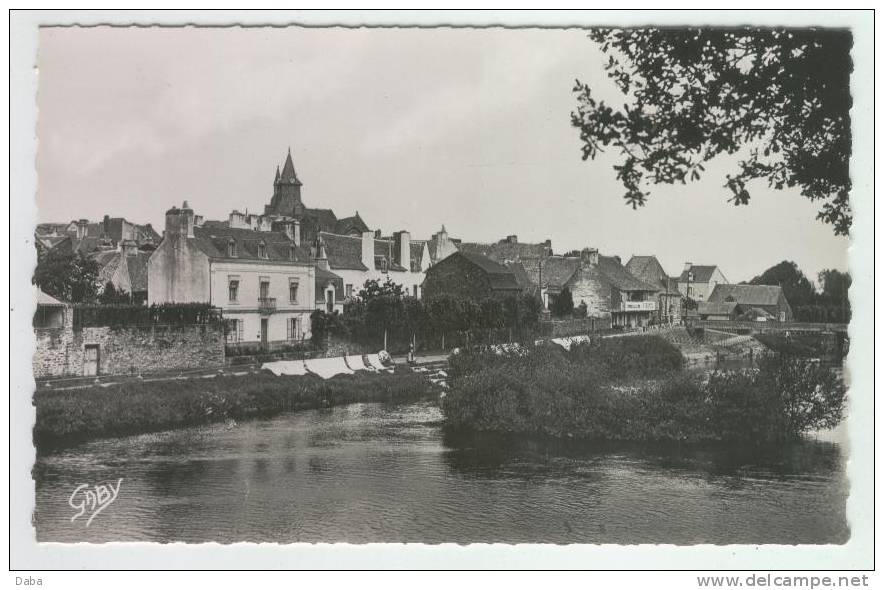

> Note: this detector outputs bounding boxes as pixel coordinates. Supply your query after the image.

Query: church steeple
[266,147,304,217]
[278,147,302,186]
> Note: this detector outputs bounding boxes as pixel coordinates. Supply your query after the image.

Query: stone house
[706,284,793,322]
[148,202,317,350]
[541,249,660,328]
[421,251,524,301]
[677,262,729,303]
[625,255,683,324]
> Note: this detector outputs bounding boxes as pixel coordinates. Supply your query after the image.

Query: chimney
[165,201,195,240]
[683,262,693,273]
[76,219,88,239]
[102,214,111,238]
[506,234,518,244]
[362,231,375,269]
[272,219,302,246]
[120,239,138,257]
[394,230,411,269]
[613,255,621,265]
[229,210,246,229]
[193,215,204,228]
[580,247,599,267]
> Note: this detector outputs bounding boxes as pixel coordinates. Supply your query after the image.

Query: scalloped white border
[8,9,875,570]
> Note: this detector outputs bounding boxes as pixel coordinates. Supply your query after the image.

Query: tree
[817,268,851,321]
[572,28,852,235]
[749,260,816,307]
[32,251,100,303]
[99,281,131,305]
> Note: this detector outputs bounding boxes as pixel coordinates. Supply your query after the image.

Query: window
[289,278,299,303]
[259,279,270,300]
[413,285,418,298]
[258,241,268,259]
[287,317,302,341]
[227,239,237,257]
[289,245,297,261]
[380,258,388,273]
[345,284,353,297]
[225,319,244,343]
[228,279,239,302]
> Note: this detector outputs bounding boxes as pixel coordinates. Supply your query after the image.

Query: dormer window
[258,241,268,259]
[289,245,297,261]
[227,239,237,257]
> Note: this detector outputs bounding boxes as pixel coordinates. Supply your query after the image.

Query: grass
[34,367,439,451]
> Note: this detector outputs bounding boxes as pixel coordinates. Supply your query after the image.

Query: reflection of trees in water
[441,428,844,484]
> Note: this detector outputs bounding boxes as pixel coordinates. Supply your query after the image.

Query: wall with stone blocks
[33,323,225,378]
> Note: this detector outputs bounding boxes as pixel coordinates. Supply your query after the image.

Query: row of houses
[36,149,793,356]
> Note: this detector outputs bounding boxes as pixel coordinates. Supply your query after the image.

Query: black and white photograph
[8,9,875,574]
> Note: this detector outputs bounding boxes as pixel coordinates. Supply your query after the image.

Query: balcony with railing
[258,297,277,314]
[618,300,658,312]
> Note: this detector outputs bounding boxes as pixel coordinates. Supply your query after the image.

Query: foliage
[328,279,542,352]
[749,260,815,306]
[750,260,850,322]
[32,251,100,303]
[34,368,439,450]
[72,302,222,328]
[443,343,845,443]
[572,28,852,235]
[99,281,132,305]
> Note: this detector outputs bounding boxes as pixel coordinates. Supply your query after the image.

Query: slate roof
[410,242,425,272]
[625,255,681,294]
[335,213,369,236]
[90,250,151,293]
[374,239,407,272]
[37,289,66,306]
[677,265,722,283]
[698,301,739,316]
[457,240,549,264]
[540,256,579,291]
[315,267,345,302]
[192,226,311,263]
[455,251,522,292]
[319,232,368,271]
[538,254,658,293]
[304,208,339,231]
[708,284,785,307]
[126,253,150,292]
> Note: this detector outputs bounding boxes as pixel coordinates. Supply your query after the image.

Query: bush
[442,341,845,443]
[72,302,222,328]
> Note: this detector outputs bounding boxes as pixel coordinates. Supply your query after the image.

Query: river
[33,401,849,544]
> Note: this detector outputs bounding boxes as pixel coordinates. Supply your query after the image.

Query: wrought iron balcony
[258,297,277,314]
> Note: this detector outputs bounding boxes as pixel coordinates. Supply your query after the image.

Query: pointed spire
[274,166,280,183]
[279,147,301,185]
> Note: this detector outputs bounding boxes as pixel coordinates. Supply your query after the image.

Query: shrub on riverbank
[442,343,845,443]
[448,335,683,382]
[34,368,438,450]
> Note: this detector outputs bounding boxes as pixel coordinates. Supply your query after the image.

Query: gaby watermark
[68,479,123,526]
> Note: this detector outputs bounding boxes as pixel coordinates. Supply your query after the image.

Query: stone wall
[34,323,225,378]
[540,317,613,338]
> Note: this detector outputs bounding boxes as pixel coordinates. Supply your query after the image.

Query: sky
[36,26,849,284]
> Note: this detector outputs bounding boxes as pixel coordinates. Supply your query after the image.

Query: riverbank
[34,367,440,451]
[442,336,845,443]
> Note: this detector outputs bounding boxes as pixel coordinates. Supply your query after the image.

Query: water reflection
[33,401,848,545]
